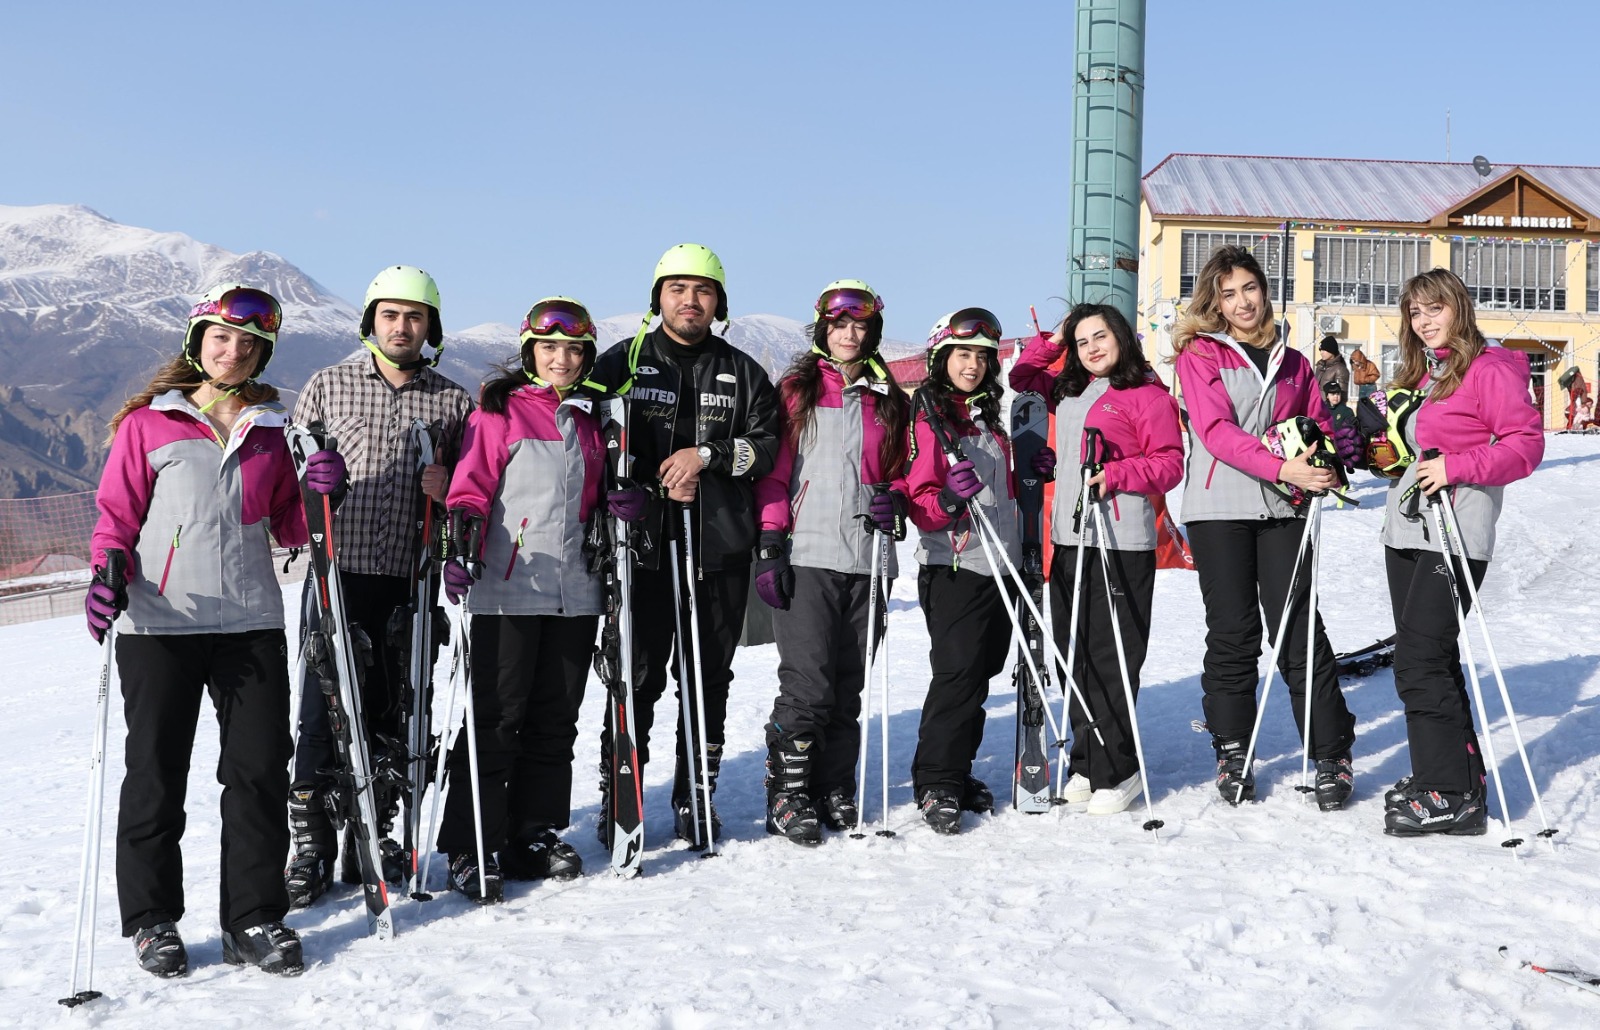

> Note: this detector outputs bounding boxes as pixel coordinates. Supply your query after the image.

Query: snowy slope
[4,439,1600,1027]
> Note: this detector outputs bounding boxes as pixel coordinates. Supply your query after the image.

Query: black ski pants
[1049,544,1156,789]
[292,571,411,788]
[913,565,1012,795]
[624,559,750,802]
[1385,546,1489,794]
[766,566,886,796]
[115,630,291,936]
[1187,518,1355,757]
[437,613,597,856]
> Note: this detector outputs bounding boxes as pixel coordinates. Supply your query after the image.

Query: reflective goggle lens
[816,287,883,323]
[948,307,1002,341]
[521,300,595,339]
[190,288,282,334]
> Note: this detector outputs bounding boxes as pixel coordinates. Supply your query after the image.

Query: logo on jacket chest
[634,387,676,405]
[699,393,735,410]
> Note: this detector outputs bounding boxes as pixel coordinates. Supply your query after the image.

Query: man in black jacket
[590,243,780,847]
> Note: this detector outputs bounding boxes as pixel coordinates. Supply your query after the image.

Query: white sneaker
[1086,774,1143,815]
[1060,774,1093,805]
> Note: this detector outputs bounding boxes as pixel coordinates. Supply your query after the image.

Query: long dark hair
[924,343,1005,440]
[1053,303,1154,403]
[478,338,599,415]
[780,313,909,474]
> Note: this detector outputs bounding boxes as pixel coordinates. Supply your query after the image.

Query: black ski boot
[284,783,335,909]
[501,829,583,881]
[918,786,962,835]
[819,787,860,832]
[221,921,303,976]
[1384,786,1488,837]
[447,853,504,904]
[961,774,995,814]
[1314,753,1354,811]
[133,922,188,978]
[1383,776,1415,810]
[673,744,722,850]
[1213,737,1256,804]
[764,737,822,847]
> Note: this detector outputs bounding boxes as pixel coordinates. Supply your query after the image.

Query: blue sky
[4,0,1597,343]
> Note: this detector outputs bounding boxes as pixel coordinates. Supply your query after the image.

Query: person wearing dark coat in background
[1323,379,1356,436]
[1314,336,1351,397]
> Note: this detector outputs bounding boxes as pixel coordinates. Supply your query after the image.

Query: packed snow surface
[5,438,1600,1028]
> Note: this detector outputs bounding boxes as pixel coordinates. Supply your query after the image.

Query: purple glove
[866,489,908,541]
[1030,447,1057,481]
[754,530,793,611]
[937,459,983,518]
[306,450,347,495]
[606,487,649,523]
[443,559,474,606]
[1334,424,1363,471]
[85,581,123,643]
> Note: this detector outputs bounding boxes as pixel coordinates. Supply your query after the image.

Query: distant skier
[1171,246,1362,809]
[1376,269,1543,835]
[88,285,335,976]
[435,297,646,901]
[1009,303,1183,814]
[283,266,472,906]
[904,308,1021,834]
[752,280,911,845]
[587,244,781,847]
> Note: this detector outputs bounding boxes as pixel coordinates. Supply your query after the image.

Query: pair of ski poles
[850,526,895,839]
[669,504,717,856]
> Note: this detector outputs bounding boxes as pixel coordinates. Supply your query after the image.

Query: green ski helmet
[360,265,444,367]
[650,243,727,321]
[925,307,1002,381]
[184,282,282,381]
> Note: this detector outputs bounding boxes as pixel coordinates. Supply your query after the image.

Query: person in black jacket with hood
[588,243,781,847]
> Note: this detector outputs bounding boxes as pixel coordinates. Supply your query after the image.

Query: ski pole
[964,511,1061,748]
[1435,488,1557,848]
[851,528,882,839]
[1055,472,1094,787]
[60,550,124,1009]
[415,613,464,900]
[876,530,893,837]
[679,506,717,856]
[458,615,490,898]
[1086,503,1163,839]
[666,537,701,849]
[1232,502,1317,805]
[1294,498,1324,801]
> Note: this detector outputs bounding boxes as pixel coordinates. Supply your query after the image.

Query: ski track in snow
[6,438,1600,1027]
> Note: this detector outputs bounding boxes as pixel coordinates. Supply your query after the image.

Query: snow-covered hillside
[5,438,1599,1026]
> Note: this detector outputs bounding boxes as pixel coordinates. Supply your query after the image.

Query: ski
[1500,946,1600,997]
[287,422,396,940]
[595,394,644,876]
[1009,391,1054,813]
[1335,634,1396,679]
[402,419,446,899]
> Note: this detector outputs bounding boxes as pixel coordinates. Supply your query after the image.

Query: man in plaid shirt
[285,265,473,907]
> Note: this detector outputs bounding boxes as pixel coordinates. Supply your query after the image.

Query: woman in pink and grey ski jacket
[1377,268,1543,837]
[1172,245,1357,810]
[752,280,911,845]
[1010,302,1183,814]
[88,285,327,977]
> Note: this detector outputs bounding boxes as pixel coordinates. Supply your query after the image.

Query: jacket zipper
[157,524,182,596]
[504,518,528,580]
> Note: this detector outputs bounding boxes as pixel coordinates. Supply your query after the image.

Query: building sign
[1462,213,1574,229]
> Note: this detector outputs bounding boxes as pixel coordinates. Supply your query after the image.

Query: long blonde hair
[107,354,279,445]
[1393,268,1486,401]
[1172,244,1279,354]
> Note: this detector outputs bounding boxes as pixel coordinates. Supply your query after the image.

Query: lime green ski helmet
[925,307,1002,380]
[360,264,444,366]
[184,282,282,380]
[650,243,727,321]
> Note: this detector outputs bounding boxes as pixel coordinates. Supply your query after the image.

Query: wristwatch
[697,444,713,469]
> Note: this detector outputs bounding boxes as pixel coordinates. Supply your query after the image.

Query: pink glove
[443,560,474,605]
[306,450,346,494]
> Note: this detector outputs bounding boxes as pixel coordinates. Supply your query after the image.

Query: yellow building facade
[1139,154,1600,428]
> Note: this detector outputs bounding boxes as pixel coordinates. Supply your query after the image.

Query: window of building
[1450,239,1567,311]
[1179,231,1291,303]
[1381,344,1399,389]
[1313,236,1430,307]
[1587,242,1598,312]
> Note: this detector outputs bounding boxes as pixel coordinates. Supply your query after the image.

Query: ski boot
[1314,752,1355,811]
[818,787,860,832]
[221,921,303,976]
[1383,776,1415,811]
[673,744,722,850]
[501,829,583,881]
[961,774,995,814]
[1383,786,1488,837]
[447,853,504,905]
[133,922,188,978]
[284,783,336,908]
[764,736,822,847]
[918,786,962,835]
[1213,737,1256,804]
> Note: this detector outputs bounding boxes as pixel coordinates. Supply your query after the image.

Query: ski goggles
[189,288,282,334]
[520,299,595,341]
[815,287,883,323]
[930,307,1003,348]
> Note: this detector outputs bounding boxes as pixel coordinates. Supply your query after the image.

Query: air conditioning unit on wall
[1317,315,1344,336]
